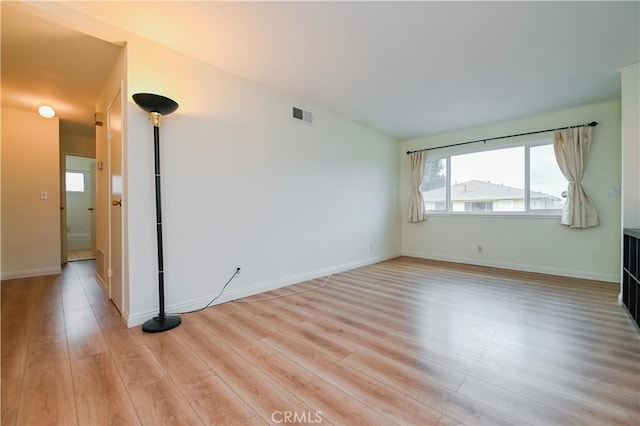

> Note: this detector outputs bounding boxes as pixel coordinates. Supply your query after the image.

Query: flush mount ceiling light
[38,105,55,118]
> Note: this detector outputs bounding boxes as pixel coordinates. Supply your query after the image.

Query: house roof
[423,180,562,202]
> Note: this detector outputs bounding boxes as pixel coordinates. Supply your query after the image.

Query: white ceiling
[1,2,122,136]
[3,1,639,139]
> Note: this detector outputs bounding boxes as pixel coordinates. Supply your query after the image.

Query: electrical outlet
[477,245,484,254]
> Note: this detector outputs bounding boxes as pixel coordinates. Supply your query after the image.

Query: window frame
[422,137,565,218]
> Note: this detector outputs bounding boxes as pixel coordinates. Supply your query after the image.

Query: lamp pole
[132,93,181,333]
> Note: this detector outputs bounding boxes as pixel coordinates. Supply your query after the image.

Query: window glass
[465,201,494,212]
[450,147,525,212]
[66,171,85,192]
[529,144,567,210]
[422,158,447,211]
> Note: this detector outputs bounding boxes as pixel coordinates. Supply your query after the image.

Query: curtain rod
[406,121,598,155]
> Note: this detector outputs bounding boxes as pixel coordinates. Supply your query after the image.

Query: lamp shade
[132,93,179,115]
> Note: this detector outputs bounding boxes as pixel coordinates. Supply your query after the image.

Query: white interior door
[60,163,67,264]
[90,162,97,256]
[108,89,123,313]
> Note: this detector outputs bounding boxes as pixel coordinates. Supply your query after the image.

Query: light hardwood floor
[1,257,639,425]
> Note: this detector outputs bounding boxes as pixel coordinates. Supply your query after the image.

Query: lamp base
[142,315,181,333]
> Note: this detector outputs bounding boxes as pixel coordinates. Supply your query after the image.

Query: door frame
[60,152,96,264]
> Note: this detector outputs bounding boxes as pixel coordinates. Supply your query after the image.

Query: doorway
[64,154,96,262]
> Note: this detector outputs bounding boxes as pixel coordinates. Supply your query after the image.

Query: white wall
[124,36,400,325]
[401,100,621,282]
[621,62,639,229]
[60,122,95,158]
[10,0,401,324]
[1,108,61,279]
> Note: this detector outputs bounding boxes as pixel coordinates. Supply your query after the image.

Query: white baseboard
[1,266,62,281]
[95,273,127,326]
[402,251,619,283]
[96,273,109,297]
[126,252,401,328]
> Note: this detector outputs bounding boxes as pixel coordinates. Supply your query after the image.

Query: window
[66,171,85,192]
[422,139,566,215]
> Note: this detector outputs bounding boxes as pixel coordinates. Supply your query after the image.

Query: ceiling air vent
[292,106,313,123]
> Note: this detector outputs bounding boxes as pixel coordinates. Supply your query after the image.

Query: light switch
[40,192,48,200]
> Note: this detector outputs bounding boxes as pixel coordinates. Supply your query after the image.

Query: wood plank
[71,352,140,425]
[109,346,168,393]
[437,414,462,425]
[262,331,442,425]
[17,355,76,424]
[64,306,102,337]
[1,279,39,351]
[102,327,146,356]
[270,293,484,370]
[457,375,592,425]
[485,336,640,393]
[129,376,203,425]
[67,331,108,361]
[340,348,520,425]
[292,376,395,425]
[179,371,266,425]
[1,348,27,426]
[234,299,358,360]
[196,312,315,390]
[477,348,640,423]
[184,331,315,424]
[140,330,211,386]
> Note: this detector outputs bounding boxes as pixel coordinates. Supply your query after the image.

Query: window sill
[424,211,562,219]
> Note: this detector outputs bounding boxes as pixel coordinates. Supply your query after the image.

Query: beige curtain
[553,126,599,228]
[408,152,427,222]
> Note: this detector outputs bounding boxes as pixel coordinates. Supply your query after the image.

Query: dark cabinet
[623,229,640,330]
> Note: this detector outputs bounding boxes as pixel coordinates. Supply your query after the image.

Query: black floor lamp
[132,93,181,333]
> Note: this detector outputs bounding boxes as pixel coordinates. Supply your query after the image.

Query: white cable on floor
[233,274,332,303]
